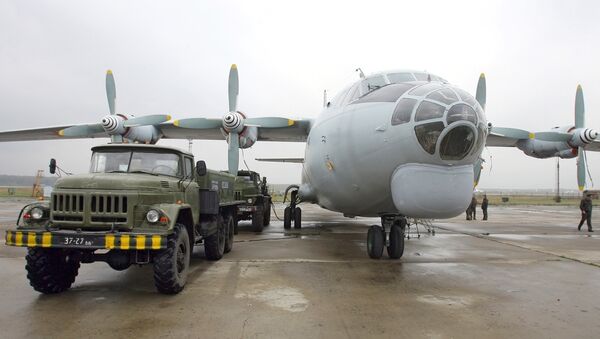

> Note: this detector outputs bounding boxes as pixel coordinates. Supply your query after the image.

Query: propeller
[475,73,486,110]
[59,70,171,143]
[174,64,296,174]
[575,85,586,191]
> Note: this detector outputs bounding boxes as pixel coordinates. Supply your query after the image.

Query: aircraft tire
[367,225,384,259]
[294,207,302,229]
[387,224,404,259]
[153,224,190,294]
[284,206,292,229]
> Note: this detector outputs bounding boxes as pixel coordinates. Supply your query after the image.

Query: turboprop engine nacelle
[516,139,570,159]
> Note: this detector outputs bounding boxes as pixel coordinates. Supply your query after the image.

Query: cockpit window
[439,125,476,160]
[387,73,416,83]
[409,83,443,96]
[415,101,446,122]
[447,104,477,125]
[453,88,478,107]
[415,122,445,154]
[391,98,418,125]
[360,76,387,95]
[414,73,429,81]
[352,83,415,104]
[427,88,458,105]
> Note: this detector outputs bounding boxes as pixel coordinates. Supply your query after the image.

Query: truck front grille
[51,193,130,226]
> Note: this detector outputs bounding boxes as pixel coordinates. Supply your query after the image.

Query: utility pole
[554,158,561,203]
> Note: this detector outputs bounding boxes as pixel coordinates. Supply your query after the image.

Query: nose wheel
[366,216,406,259]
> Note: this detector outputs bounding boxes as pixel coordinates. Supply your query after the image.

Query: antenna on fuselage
[355,68,365,79]
[323,90,328,107]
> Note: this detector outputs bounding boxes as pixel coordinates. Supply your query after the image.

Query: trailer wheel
[224,215,234,253]
[205,217,226,260]
[153,224,190,294]
[263,197,271,226]
[252,205,264,232]
[26,248,80,294]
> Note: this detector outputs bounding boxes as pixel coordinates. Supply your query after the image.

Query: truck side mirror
[49,158,57,175]
[196,160,207,177]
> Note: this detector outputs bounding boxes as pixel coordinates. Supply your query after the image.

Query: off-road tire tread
[252,205,264,232]
[26,248,80,294]
[153,224,189,294]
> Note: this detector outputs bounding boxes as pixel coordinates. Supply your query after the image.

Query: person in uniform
[481,194,489,221]
[578,193,593,232]
[470,195,478,220]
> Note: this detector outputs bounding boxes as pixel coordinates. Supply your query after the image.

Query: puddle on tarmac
[236,287,309,312]
[416,294,473,308]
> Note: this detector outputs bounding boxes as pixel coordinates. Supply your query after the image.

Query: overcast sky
[1,0,599,190]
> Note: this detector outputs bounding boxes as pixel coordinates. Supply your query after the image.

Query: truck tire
[263,198,271,226]
[252,205,264,232]
[293,207,302,229]
[284,206,291,229]
[224,215,234,253]
[205,217,226,260]
[153,224,190,294]
[26,248,80,294]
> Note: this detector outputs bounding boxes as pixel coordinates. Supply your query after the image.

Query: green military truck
[234,170,271,233]
[4,144,243,295]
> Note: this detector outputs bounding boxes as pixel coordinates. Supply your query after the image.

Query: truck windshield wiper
[129,170,158,176]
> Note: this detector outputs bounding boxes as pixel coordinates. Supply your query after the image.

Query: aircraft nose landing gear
[283,185,302,229]
[367,215,406,259]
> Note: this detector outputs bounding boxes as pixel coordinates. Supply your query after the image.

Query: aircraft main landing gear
[366,215,406,259]
[283,186,302,229]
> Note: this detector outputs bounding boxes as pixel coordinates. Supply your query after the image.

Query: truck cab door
[183,157,200,223]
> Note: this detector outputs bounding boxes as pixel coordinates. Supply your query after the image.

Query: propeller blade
[59,124,105,137]
[534,131,573,142]
[173,118,222,129]
[490,127,532,140]
[575,85,585,129]
[475,73,486,110]
[245,117,295,128]
[228,64,239,112]
[123,114,172,127]
[106,70,116,115]
[577,147,586,191]
[228,132,239,175]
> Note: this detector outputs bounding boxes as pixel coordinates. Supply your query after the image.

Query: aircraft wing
[584,140,600,151]
[256,158,304,163]
[485,130,522,147]
[0,124,107,142]
[163,119,312,142]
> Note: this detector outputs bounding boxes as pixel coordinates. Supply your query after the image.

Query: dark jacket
[482,198,488,210]
[580,198,592,213]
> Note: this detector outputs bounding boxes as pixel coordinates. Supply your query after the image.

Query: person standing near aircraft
[481,195,489,220]
[577,193,593,232]
[470,195,478,220]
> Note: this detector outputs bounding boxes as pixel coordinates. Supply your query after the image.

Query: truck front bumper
[5,229,167,250]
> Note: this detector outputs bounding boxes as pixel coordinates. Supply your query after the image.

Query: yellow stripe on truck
[121,235,130,250]
[15,232,23,246]
[42,232,52,248]
[5,231,13,245]
[105,234,115,249]
[151,235,161,250]
[27,232,37,247]
[136,235,146,250]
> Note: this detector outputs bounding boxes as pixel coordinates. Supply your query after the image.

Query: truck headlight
[146,209,160,223]
[247,198,253,204]
[30,207,44,220]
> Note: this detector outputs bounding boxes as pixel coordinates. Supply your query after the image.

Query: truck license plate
[62,236,94,247]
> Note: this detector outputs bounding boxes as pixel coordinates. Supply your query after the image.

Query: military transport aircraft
[1,65,599,259]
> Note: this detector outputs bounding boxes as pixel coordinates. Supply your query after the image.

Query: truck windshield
[90,151,182,177]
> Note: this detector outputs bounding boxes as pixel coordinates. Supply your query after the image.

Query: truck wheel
[26,248,80,294]
[293,207,302,229]
[224,215,234,253]
[252,205,264,232]
[284,206,291,230]
[205,217,226,260]
[153,224,190,294]
[263,198,271,226]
